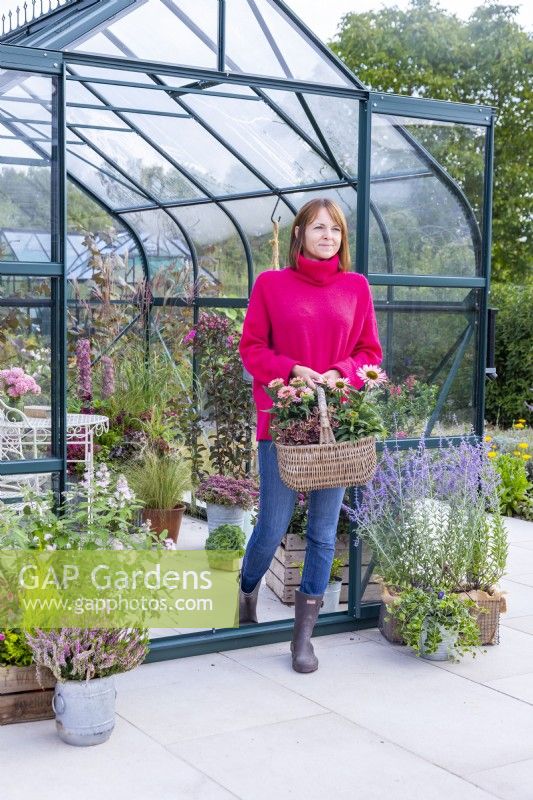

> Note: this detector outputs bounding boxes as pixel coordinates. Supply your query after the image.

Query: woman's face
[297,207,342,261]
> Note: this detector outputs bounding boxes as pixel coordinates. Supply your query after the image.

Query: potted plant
[296,556,345,613]
[25,627,149,746]
[322,557,345,613]
[0,628,56,725]
[126,450,192,543]
[197,474,258,534]
[387,587,482,662]
[205,524,246,571]
[346,436,508,649]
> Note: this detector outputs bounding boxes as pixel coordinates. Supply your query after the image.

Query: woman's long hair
[288,198,351,272]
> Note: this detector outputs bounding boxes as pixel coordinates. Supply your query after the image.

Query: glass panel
[66,105,207,203]
[0,287,52,463]
[70,0,217,69]
[66,141,150,209]
[171,205,248,298]
[223,196,295,277]
[0,72,52,259]
[371,285,479,437]
[184,92,337,187]
[0,472,59,505]
[121,208,193,295]
[369,114,483,276]
[225,0,351,87]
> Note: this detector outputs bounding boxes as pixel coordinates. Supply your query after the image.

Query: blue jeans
[241,440,346,596]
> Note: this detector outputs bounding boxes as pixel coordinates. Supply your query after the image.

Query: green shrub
[205,524,246,555]
[485,284,533,428]
[494,453,532,517]
[0,629,33,667]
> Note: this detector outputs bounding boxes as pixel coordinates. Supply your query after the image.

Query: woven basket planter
[379,585,507,647]
[275,386,377,491]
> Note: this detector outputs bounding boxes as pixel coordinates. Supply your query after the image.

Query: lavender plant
[25,627,149,682]
[345,437,507,593]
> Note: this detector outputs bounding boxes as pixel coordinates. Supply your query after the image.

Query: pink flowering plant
[25,627,149,682]
[264,365,387,446]
[0,367,41,404]
[197,474,258,510]
[374,374,438,438]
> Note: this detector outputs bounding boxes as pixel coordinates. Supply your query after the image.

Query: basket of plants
[266,365,387,491]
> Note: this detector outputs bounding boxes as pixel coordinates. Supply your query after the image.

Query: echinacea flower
[484,435,492,443]
[268,378,285,390]
[326,376,351,392]
[277,386,297,400]
[518,443,529,450]
[514,423,525,429]
[523,454,531,461]
[487,451,497,459]
[356,364,387,389]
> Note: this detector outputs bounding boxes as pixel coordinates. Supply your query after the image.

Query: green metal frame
[0,22,495,658]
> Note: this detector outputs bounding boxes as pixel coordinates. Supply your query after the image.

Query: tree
[331,0,532,284]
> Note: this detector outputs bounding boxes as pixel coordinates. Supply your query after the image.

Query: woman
[238,198,382,673]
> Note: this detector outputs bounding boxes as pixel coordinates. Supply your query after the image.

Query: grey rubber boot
[290,589,324,673]
[239,579,261,624]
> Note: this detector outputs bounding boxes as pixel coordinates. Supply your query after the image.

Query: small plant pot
[52,676,116,746]
[142,505,185,543]
[419,621,458,661]
[206,552,243,572]
[205,503,245,534]
[321,579,342,613]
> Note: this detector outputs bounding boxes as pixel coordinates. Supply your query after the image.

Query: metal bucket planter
[419,621,458,661]
[321,579,342,613]
[206,503,245,534]
[52,676,116,746]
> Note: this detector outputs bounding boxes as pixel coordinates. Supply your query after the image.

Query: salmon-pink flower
[356,364,387,389]
[268,378,285,390]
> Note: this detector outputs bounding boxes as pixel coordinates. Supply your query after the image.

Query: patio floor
[2,517,532,800]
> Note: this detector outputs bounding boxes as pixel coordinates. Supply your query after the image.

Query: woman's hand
[321,369,342,383]
[290,364,325,390]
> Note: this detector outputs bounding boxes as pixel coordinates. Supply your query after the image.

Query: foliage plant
[328,557,345,583]
[346,437,508,593]
[25,627,149,682]
[0,465,163,551]
[126,450,191,509]
[0,628,34,667]
[485,284,533,427]
[493,452,532,518]
[205,524,246,569]
[374,375,438,437]
[387,587,481,661]
[205,524,246,555]
[183,312,255,478]
[264,368,387,446]
[197,474,258,510]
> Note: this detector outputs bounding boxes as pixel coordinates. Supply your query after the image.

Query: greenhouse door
[351,93,495,620]
[0,47,67,502]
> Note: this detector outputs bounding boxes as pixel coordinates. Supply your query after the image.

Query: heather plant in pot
[25,627,149,746]
[197,474,259,534]
[126,450,192,543]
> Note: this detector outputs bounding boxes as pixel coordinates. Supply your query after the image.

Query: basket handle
[316,384,336,445]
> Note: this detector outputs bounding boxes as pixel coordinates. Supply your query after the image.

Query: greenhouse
[0,0,495,660]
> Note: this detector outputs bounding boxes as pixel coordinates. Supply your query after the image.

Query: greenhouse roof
[0,0,492,287]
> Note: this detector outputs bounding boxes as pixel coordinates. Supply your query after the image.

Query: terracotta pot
[141,505,185,543]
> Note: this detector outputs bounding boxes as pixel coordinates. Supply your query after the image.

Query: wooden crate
[266,532,377,606]
[0,665,55,726]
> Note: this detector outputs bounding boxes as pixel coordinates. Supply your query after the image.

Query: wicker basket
[275,385,377,491]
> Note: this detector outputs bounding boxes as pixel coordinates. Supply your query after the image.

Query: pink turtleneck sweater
[239,253,383,440]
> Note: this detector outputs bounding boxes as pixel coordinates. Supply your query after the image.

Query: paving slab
[170,712,497,800]
[0,715,236,800]
[467,758,533,800]
[115,652,328,745]
[231,638,533,776]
